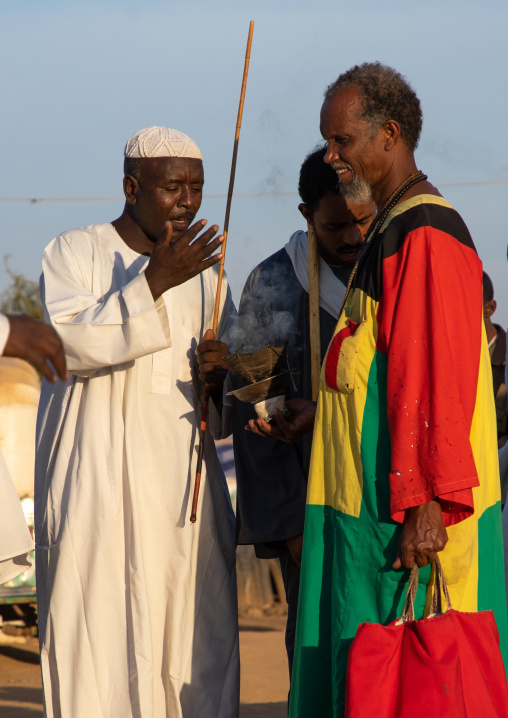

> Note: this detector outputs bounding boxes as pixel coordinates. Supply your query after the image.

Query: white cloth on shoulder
[284,230,346,320]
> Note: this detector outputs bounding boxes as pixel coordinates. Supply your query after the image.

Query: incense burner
[225,345,290,421]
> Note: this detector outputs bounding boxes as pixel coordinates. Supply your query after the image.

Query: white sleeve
[0,314,10,355]
[0,450,33,585]
[42,236,171,377]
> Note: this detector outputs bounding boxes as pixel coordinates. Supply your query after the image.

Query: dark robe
[231,247,344,557]
[491,323,508,446]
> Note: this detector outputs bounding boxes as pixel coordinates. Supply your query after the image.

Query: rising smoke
[227,255,302,355]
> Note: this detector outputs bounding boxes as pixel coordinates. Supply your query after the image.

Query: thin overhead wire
[0,179,507,205]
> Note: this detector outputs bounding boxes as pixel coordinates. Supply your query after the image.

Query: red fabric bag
[345,558,508,717]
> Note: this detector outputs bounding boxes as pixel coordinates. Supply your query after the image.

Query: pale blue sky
[1,0,507,323]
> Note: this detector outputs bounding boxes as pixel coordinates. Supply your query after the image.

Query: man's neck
[485,318,498,344]
[111,210,154,256]
[372,156,440,210]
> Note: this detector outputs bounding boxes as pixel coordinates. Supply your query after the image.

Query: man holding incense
[35,126,239,718]
[211,146,375,680]
[250,64,507,716]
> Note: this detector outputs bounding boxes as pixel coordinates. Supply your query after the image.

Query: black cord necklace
[343,170,428,318]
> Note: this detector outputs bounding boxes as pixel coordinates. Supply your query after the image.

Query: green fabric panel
[478,501,508,670]
[291,353,431,717]
[289,504,332,717]
[290,503,431,717]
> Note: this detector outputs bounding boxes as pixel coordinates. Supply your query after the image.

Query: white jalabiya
[35,223,239,718]
[284,230,347,318]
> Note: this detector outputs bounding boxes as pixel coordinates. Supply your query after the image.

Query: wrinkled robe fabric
[35,223,239,718]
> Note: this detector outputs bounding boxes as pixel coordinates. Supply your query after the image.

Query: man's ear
[299,203,313,225]
[383,120,401,151]
[124,175,139,206]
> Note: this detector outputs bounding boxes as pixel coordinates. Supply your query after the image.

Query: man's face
[301,191,376,266]
[483,298,497,323]
[320,87,386,203]
[128,157,204,242]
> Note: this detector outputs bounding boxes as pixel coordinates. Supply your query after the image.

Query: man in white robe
[0,312,66,584]
[35,127,239,718]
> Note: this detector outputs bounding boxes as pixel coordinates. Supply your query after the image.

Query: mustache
[331,161,353,173]
[171,212,195,222]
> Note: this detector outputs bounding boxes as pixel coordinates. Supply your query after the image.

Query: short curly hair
[483,271,494,303]
[298,145,341,210]
[325,62,423,152]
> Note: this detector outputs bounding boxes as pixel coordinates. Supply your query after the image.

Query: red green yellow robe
[289,195,508,717]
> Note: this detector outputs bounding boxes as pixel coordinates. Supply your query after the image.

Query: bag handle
[431,556,453,615]
[400,556,452,623]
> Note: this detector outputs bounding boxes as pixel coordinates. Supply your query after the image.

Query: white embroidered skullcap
[124,126,202,160]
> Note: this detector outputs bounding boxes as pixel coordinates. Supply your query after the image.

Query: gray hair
[325,62,423,152]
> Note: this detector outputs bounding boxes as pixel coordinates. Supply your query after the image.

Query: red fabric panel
[324,320,359,391]
[376,226,482,525]
[345,608,508,717]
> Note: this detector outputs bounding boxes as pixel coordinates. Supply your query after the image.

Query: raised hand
[245,398,317,443]
[4,315,68,383]
[145,220,224,299]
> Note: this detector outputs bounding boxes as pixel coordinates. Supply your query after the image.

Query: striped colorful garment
[289,195,508,718]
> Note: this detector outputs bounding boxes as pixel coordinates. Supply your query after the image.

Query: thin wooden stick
[190,21,255,523]
[212,20,255,333]
[307,222,321,402]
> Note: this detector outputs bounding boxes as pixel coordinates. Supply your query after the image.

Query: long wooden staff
[190,20,255,523]
[307,222,321,401]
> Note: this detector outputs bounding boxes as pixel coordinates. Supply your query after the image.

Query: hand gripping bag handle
[400,556,452,623]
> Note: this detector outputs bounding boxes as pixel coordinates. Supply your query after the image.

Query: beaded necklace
[343,170,428,319]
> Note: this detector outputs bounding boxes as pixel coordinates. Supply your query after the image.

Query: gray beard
[336,172,373,204]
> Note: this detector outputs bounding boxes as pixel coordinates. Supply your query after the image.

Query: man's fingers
[38,331,68,381]
[193,225,220,247]
[26,349,57,383]
[156,220,175,248]
[196,340,222,355]
[246,418,288,442]
[49,345,68,381]
[394,540,415,570]
[199,364,227,376]
[273,410,290,432]
[245,418,275,439]
[198,235,224,260]
[196,254,223,273]
[40,363,58,383]
[415,549,436,568]
[181,219,208,245]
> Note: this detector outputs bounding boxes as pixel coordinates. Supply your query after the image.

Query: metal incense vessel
[225,345,290,421]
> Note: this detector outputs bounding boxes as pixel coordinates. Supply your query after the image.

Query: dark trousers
[279,551,301,683]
